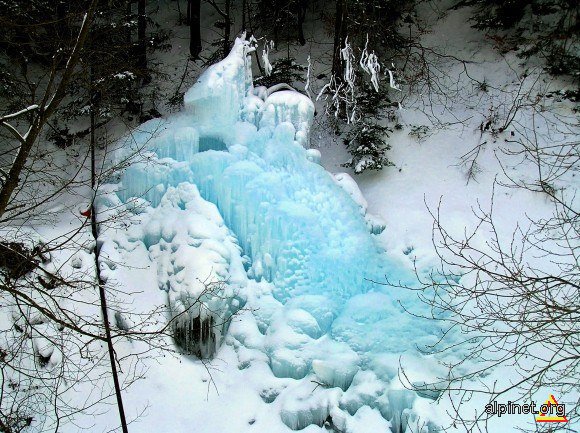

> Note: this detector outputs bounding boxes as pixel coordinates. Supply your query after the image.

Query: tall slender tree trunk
[223,0,231,59]
[189,0,202,58]
[125,0,132,47]
[137,0,147,74]
[89,52,130,433]
[245,2,264,75]
[332,0,347,78]
[242,0,246,31]
[297,0,307,46]
[55,1,69,42]
[176,0,183,24]
[273,3,280,49]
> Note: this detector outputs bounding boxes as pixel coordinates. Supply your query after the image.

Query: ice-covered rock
[366,212,387,235]
[279,381,342,430]
[344,406,392,433]
[101,182,248,358]
[260,90,314,147]
[333,172,368,215]
[339,370,386,415]
[332,172,386,234]
[312,355,359,391]
[306,148,321,164]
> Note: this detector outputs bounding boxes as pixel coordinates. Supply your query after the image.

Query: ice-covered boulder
[110,182,248,358]
[260,90,314,147]
[333,172,386,234]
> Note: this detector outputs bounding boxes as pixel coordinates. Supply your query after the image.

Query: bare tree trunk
[137,0,147,73]
[56,1,69,42]
[242,0,246,31]
[176,0,184,24]
[125,0,132,49]
[245,1,264,75]
[297,0,307,46]
[332,0,347,77]
[189,0,202,58]
[90,62,130,433]
[273,4,280,49]
[93,217,130,433]
[223,0,231,59]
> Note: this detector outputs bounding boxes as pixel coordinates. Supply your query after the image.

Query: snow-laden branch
[339,38,357,123]
[0,105,39,123]
[317,36,402,126]
[359,37,380,92]
[359,35,400,92]
[385,65,401,92]
[0,105,40,144]
[266,83,296,96]
[305,55,312,98]
[341,37,356,91]
[0,121,27,145]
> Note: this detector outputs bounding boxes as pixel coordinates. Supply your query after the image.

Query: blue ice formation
[114,39,406,304]
[103,37,440,431]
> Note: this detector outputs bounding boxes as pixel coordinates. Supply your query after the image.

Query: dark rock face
[0,242,42,279]
[173,313,219,359]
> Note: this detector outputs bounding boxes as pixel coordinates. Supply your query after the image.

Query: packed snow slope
[98,38,447,432]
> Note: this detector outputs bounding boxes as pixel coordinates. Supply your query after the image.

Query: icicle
[262,40,274,76]
[305,55,312,98]
[386,63,401,92]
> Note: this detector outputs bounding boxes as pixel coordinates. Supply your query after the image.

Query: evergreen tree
[341,78,397,174]
[325,0,414,173]
[343,122,394,173]
[254,57,306,88]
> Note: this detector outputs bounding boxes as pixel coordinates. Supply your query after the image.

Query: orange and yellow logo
[535,394,568,423]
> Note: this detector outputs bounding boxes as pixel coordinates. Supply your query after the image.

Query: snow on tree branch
[359,37,380,92]
[0,105,39,123]
[305,55,312,98]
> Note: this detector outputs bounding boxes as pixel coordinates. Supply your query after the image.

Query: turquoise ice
[104,37,443,432]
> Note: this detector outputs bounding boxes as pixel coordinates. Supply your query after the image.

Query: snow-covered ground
[1,2,577,433]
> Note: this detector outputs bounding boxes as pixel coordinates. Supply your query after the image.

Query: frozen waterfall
[98,37,443,433]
